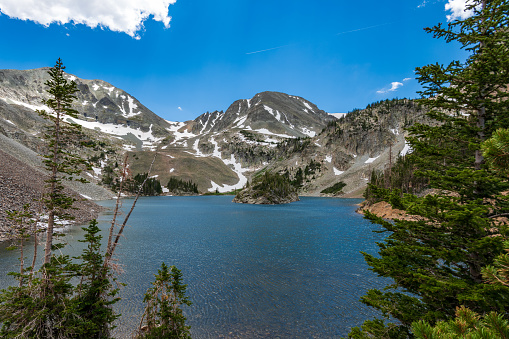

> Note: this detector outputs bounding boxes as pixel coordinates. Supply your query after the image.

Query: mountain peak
[191,91,335,137]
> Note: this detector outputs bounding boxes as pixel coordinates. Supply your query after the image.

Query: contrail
[246,44,293,55]
[245,22,393,55]
[335,22,392,36]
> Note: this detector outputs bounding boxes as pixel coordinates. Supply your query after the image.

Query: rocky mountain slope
[0,67,428,201]
[0,148,107,241]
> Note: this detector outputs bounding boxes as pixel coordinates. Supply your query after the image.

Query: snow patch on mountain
[234,115,248,128]
[400,141,412,156]
[302,101,314,112]
[208,153,248,193]
[365,155,380,164]
[1,97,49,112]
[209,137,222,158]
[189,139,206,157]
[264,105,282,122]
[333,167,344,176]
[122,96,141,118]
[300,127,316,137]
[329,113,347,119]
[253,128,295,139]
[68,118,162,147]
[325,155,332,163]
[182,136,248,193]
[166,121,196,144]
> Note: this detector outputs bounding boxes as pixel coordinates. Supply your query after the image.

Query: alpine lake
[0,196,389,338]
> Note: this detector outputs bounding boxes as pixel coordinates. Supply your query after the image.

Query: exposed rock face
[233,187,299,204]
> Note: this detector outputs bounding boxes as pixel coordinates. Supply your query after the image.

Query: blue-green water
[0,196,388,338]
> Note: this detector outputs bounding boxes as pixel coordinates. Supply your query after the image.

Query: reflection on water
[0,196,388,338]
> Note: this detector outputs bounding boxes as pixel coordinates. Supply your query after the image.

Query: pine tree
[37,58,88,265]
[349,1,509,336]
[136,263,192,338]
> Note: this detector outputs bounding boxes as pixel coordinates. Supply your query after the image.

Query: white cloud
[0,0,177,38]
[377,81,403,94]
[403,77,412,82]
[178,106,182,111]
[445,0,476,21]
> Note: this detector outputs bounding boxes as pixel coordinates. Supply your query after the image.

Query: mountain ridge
[0,67,426,198]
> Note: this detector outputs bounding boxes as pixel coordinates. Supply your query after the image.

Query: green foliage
[70,220,120,337]
[482,128,509,175]
[37,58,91,265]
[167,177,199,194]
[240,130,265,143]
[410,240,509,337]
[412,306,509,339]
[136,263,191,339]
[239,171,297,203]
[364,155,428,204]
[304,159,321,176]
[120,172,163,196]
[321,181,347,194]
[281,159,323,189]
[276,137,311,155]
[348,318,410,339]
[351,1,509,337]
[0,220,119,338]
[101,164,115,186]
[483,240,509,288]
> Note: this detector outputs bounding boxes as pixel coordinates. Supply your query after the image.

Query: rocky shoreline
[356,200,422,221]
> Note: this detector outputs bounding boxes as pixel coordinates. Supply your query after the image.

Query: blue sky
[0,0,472,121]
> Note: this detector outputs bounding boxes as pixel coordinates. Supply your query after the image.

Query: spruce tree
[136,263,192,339]
[37,58,88,265]
[349,1,509,337]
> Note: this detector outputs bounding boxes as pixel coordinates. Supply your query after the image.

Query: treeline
[320,181,346,194]
[364,154,428,205]
[126,173,162,196]
[167,177,199,194]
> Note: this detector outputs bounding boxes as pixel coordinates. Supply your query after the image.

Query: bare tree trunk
[105,154,128,261]
[29,203,41,285]
[104,153,158,268]
[19,237,24,288]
